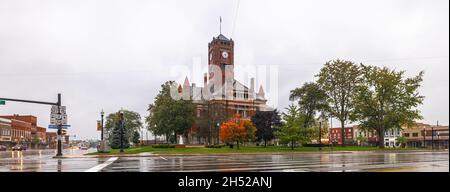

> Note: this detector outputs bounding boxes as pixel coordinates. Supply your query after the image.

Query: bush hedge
[152,144,175,148]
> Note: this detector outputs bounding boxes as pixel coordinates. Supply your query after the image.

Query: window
[413,133,419,137]
[404,133,410,137]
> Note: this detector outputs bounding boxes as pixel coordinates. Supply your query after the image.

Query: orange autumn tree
[219,113,256,149]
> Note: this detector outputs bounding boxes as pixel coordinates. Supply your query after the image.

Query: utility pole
[1,93,64,157]
[101,110,104,141]
[56,93,63,157]
[423,128,426,148]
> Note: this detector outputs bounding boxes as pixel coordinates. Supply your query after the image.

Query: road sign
[48,124,71,129]
[0,100,5,105]
[50,105,67,125]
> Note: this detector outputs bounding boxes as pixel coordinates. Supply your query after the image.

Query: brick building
[403,122,449,149]
[46,132,57,149]
[0,118,13,147]
[177,33,271,144]
[329,126,355,145]
[0,115,47,148]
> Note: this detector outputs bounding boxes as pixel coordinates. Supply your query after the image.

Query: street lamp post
[431,126,434,150]
[437,132,440,150]
[216,122,220,145]
[119,110,124,153]
[101,110,104,141]
[423,129,426,148]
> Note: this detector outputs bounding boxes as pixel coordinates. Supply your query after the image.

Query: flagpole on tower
[220,17,222,34]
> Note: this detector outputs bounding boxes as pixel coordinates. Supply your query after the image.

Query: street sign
[48,124,71,129]
[50,105,67,125]
[0,100,5,105]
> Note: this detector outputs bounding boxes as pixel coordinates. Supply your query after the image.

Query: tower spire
[220,16,222,34]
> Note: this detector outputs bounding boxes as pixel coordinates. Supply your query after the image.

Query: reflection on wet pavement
[0,149,109,172]
[1,150,448,172]
[102,151,449,172]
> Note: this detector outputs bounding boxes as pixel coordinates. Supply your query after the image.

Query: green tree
[32,135,40,149]
[356,134,368,146]
[146,81,195,144]
[317,59,362,146]
[289,82,329,128]
[105,110,143,142]
[110,119,130,149]
[251,110,283,147]
[132,131,140,145]
[396,136,407,148]
[276,105,307,150]
[353,65,424,148]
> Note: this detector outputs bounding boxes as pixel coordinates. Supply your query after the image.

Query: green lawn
[86,145,419,155]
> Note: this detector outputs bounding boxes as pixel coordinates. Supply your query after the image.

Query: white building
[384,128,402,148]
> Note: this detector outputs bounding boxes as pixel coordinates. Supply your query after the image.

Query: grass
[86,145,420,155]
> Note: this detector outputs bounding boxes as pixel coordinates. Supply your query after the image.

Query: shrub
[152,144,175,148]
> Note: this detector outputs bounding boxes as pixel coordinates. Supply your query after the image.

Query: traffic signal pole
[56,94,63,156]
[0,94,64,157]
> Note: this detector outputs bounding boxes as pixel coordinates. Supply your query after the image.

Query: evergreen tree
[110,121,130,149]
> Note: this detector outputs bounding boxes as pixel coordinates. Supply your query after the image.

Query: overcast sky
[0,0,448,140]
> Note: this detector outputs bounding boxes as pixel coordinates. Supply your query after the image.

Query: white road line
[159,156,168,161]
[84,157,118,172]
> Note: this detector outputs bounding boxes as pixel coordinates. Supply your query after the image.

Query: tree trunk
[291,139,294,150]
[341,121,346,147]
[264,140,267,148]
[378,129,385,148]
[236,141,239,150]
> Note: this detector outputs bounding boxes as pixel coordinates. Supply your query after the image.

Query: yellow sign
[97,120,102,131]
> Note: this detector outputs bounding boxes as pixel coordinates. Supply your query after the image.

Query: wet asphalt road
[0,149,109,172]
[0,149,448,172]
[102,151,449,172]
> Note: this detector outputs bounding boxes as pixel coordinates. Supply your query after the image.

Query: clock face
[222,51,229,59]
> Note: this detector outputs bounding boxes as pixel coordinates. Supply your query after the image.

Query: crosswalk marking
[84,157,118,172]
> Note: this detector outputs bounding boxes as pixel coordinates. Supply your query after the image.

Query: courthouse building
[177,33,272,144]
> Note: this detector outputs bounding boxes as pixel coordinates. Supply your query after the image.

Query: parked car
[12,145,27,151]
[0,145,7,151]
[80,146,88,150]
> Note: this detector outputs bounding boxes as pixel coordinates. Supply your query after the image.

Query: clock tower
[208,34,234,85]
